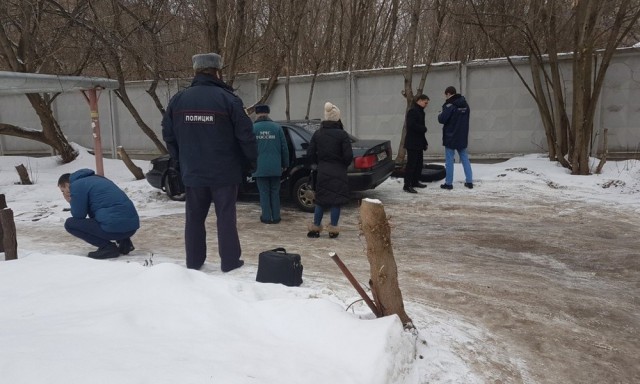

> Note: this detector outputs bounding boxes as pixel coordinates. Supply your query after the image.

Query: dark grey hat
[192,53,223,70]
[255,104,270,114]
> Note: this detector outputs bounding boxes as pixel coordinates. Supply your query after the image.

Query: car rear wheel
[292,177,315,212]
[391,163,446,182]
[420,164,446,182]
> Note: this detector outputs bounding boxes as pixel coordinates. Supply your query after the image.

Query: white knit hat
[324,102,341,122]
[192,53,223,70]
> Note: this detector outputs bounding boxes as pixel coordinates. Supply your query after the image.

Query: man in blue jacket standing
[58,169,139,259]
[162,52,257,272]
[438,86,473,190]
[252,104,289,224]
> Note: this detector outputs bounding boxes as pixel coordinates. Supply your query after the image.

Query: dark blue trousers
[64,218,136,248]
[185,184,241,270]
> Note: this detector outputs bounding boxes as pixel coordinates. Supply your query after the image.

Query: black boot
[88,243,120,259]
[403,185,418,193]
[221,260,244,273]
[116,238,135,255]
[307,223,322,238]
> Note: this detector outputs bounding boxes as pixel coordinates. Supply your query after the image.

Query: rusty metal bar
[330,252,381,317]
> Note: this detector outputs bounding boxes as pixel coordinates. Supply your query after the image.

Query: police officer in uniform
[162,52,257,272]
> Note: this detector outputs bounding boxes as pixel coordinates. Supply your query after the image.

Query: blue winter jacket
[69,169,140,233]
[438,94,470,150]
[161,73,257,187]
[252,117,289,177]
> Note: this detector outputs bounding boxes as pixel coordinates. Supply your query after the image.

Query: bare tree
[466,0,640,175]
[46,0,181,155]
[0,0,85,163]
[396,0,447,164]
[206,0,221,52]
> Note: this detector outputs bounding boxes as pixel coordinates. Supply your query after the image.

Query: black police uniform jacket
[162,73,257,187]
[307,120,354,207]
[403,102,428,151]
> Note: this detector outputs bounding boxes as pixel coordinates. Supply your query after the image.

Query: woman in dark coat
[306,102,353,238]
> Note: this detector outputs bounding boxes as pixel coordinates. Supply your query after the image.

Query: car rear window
[282,120,357,143]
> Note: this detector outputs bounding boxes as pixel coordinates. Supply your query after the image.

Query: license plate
[377,151,387,161]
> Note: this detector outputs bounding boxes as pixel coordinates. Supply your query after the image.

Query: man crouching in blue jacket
[58,169,140,259]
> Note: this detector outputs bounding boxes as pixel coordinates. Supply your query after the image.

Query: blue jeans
[314,205,340,227]
[445,147,473,185]
[256,176,282,222]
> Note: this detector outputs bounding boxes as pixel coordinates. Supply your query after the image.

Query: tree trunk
[226,0,247,87]
[383,0,399,67]
[206,0,220,52]
[15,164,33,185]
[0,194,5,253]
[117,147,145,180]
[305,70,319,120]
[25,94,78,163]
[595,128,608,174]
[1,208,18,260]
[396,0,421,164]
[114,84,168,155]
[360,199,413,328]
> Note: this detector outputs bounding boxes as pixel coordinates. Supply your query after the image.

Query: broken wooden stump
[15,164,32,185]
[0,195,18,260]
[0,194,5,253]
[360,198,413,328]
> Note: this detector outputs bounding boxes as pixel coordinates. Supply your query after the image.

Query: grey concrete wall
[1,48,638,158]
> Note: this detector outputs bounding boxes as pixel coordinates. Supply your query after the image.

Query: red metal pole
[330,252,381,317]
[84,88,105,176]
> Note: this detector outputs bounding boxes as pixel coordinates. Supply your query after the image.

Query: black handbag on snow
[256,248,303,287]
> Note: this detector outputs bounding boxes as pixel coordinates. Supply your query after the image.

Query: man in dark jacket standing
[438,86,473,190]
[403,94,430,193]
[58,169,139,259]
[162,52,257,272]
[252,104,289,224]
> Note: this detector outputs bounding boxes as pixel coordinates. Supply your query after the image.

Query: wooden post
[83,88,105,176]
[0,194,5,253]
[0,208,17,260]
[360,198,413,328]
[117,146,145,180]
[15,164,33,185]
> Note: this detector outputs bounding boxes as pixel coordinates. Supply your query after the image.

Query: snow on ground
[0,144,638,383]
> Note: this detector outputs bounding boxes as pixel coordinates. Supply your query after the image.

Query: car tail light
[354,154,377,169]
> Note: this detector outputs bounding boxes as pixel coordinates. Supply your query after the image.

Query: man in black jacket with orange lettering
[162,52,257,272]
